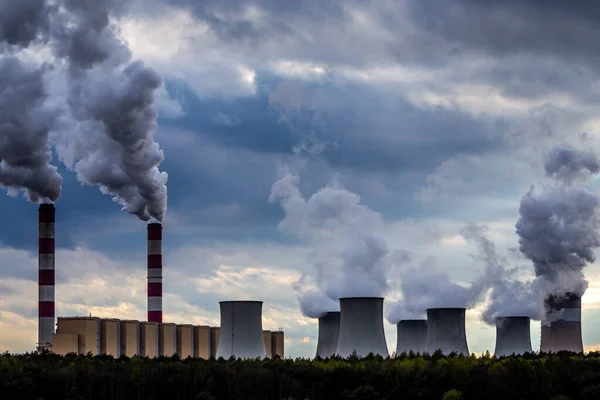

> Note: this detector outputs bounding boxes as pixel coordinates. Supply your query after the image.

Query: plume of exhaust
[516,145,600,297]
[461,224,543,324]
[50,0,168,221]
[292,275,340,319]
[270,173,391,314]
[0,0,62,202]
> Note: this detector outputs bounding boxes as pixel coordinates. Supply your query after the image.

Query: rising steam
[516,145,600,296]
[0,0,62,203]
[270,173,390,318]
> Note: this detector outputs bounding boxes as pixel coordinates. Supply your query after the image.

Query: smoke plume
[270,173,390,318]
[0,1,62,202]
[516,145,600,297]
[51,0,168,221]
[461,224,543,324]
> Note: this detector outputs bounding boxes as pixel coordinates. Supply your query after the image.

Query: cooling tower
[396,319,427,355]
[315,311,340,358]
[38,204,56,351]
[425,308,469,355]
[216,301,267,359]
[494,316,532,357]
[147,223,162,323]
[540,292,583,353]
[336,297,389,358]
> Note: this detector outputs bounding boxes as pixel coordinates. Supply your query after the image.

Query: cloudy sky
[3,0,600,357]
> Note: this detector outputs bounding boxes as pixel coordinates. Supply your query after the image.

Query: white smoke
[270,173,391,318]
[516,145,600,297]
[0,0,62,203]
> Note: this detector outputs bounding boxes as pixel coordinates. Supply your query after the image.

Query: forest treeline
[1,351,600,400]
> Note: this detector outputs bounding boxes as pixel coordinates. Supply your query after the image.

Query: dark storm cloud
[0,0,50,48]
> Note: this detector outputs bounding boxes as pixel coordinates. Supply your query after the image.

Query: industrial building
[216,301,268,359]
[540,292,584,353]
[494,316,532,357]
[51,317,284,359]
[425,308,469,355]
[395,320,427,355]
[37,207,285,359]
[316,311,340,358]
[336,297,389,358]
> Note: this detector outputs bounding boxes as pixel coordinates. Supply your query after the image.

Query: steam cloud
[516,145,600,297]
[0,0,168,220]
[0,0,62,202]
[269,173,391,318]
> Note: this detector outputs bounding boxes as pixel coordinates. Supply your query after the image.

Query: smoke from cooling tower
[461,225,543,324]
[269,173,391,316]
[292,275,339,319]
[49,0,168,222]
[0,1,62,203]
[516,145,600,296]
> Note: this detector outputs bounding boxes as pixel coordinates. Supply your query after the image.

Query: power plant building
[140,322,159,358]
[120,320,140,357]
[336,297,389,358]
[100,319,121,357]
[33,210,285,359]
[194,326,211,358]
[316,311,340,358]
[540,292,584,353]
[176,324,194,359]
[396,319,427,355]
[426,308,469,355]
[494,316,532,357]
[216,301,267,359]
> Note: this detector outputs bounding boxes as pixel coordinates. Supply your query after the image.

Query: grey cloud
[0,0,50,48]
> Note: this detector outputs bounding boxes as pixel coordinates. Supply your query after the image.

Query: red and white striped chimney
[147,223,162,323]
[38,204,55,350]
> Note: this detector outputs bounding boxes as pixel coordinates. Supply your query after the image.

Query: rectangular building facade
[263,330,272,358]
[194,325,210,359]
[55,317,101,355]
[209,327,220,358]
[271,331,284,359]
[140,322,159,358]
[100,319,121,357]
[159,323,177,357]
[120,320,140,357]
[176,325,194,359]
[51,333,79,355]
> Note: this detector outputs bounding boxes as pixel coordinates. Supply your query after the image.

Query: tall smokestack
[38,204,55,350]
[216,301,267,359]
[336,297,389,358]
[147,223,162,323]
[396,320,427,355]
[425,308,469,355]
[540,292,583,353]
[494,316,532,357]
[315,311,340,358]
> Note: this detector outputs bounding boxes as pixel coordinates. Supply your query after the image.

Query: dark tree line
[1,350,600,400]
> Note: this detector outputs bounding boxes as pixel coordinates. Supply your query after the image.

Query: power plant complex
[32,205,589,359]
[35,205,285,359]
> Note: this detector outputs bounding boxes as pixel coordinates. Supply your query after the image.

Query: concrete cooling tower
[396,320,427,355]
[494,316,532,357]
[336,297,389,358]
[315,311,340,358]
[216,301,267,359]
[540,292,583,353]
[425,308,469,355]
[38,204,56,351]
